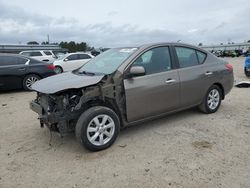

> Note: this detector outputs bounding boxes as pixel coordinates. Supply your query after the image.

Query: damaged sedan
[30,43,234,151]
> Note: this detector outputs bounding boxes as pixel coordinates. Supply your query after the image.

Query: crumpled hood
[32,72,104,94]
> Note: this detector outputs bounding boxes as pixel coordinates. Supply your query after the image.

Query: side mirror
[64,58,68,62]
[128,66,145,78]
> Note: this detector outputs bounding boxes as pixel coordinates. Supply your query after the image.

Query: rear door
[0,56,29,90]
[78,54,92,67]
[63,54,79,71]
[124,46,180,122]
[173,46,209,107]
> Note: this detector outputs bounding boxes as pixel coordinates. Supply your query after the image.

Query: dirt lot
[0,57,249,188]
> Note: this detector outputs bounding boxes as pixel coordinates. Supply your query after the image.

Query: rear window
[175,47,199,68]
[44,51,52,55]
[196,51,207,64]
[67,54,78,61]
[30,52,42,57]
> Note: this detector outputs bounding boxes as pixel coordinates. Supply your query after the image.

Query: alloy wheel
[54,67,62,74]
[207,89,220,110]
[86,114,115,146]
[25,76,39,89]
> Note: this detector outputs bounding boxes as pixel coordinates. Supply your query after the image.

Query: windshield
[57,54,67,60]
[78,48,137,75]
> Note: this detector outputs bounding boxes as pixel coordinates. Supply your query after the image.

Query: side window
[30,52,43,57]
[0,56,27,66]
[196,50,206,64]
[44,51,52,56]
[67,54,78,61]
[17,57,28,64]
[175,47,199,68]
[133,46,172,75]
[0,56,11,66]
[20,52,30,56]
[79,54,91,59]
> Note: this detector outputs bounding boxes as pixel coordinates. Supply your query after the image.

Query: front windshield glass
[78,48,138,75]
[57,54,67,60]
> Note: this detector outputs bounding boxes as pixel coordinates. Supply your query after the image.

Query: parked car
[19,50,56,62]
[0,54,56,91]
[30,43,234,151]
[53,52,94,74]
[244,56,250,77]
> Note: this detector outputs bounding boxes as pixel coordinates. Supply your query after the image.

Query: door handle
[18,68,26,71]
[205,71,213,76]
[165,79,176,84]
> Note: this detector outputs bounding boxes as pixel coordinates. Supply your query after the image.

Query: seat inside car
[146,49,170,74]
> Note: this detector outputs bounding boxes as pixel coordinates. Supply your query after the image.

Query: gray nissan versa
[30,43,234,151]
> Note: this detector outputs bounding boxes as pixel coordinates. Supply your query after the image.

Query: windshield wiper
[79,71,95,76]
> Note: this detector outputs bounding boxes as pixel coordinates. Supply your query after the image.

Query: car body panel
[31,72,104,94]
[124,70,180,122]
[0,64,27,90]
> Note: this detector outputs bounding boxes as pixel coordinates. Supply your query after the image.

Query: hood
[32,72,104,94]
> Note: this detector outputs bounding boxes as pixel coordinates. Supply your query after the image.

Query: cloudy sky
[0,0,250,47]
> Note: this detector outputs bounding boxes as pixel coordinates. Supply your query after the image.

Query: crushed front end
[30,90,84,134]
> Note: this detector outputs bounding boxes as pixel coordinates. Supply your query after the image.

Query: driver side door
[124,46,180,122]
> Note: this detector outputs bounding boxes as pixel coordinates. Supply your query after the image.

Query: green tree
[27,41,39,45]
[59,41,89,52]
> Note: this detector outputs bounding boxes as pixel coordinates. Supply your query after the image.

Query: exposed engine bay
[30,74,126,135]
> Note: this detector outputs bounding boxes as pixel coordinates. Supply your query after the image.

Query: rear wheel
[198,85,222,114]
[75,106,120,151]
[54,66,63,74]
[23,74,40,91]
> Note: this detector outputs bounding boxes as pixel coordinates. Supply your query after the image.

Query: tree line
[27,41,94,52]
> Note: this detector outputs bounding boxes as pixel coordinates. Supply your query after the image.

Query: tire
[23,74,40,91]
[75,106,120,151]
[54,66,63,74]
[244,68,250,77]
[198,85,222,114]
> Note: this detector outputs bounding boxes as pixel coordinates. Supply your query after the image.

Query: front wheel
[198,85,222,114]
[75,106,120,151]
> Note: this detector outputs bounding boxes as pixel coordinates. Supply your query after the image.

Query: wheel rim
[55,67,62,74]
[207,89,220,110]
[26,76,39,89]
[87,114,115,146]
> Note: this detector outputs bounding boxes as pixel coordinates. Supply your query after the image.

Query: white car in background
[53,52,94,74]
[19,50,56,62]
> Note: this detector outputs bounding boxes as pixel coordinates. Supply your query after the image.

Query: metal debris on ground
[235,81,250,88]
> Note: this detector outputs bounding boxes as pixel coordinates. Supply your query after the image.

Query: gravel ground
[0,57,249,188]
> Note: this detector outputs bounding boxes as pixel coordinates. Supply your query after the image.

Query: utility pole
[47,34,50,44]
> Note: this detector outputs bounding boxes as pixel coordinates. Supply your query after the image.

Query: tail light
[47,64,55,70]
[225,63,233,72]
